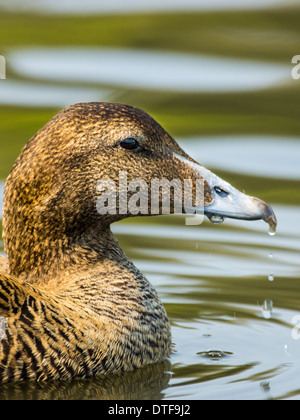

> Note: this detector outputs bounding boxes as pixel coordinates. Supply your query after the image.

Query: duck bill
[174,154,277,233]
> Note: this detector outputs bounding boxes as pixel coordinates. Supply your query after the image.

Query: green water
[0,2,300,400]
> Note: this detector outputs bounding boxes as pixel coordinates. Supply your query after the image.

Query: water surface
[181,136,300,180]
[0,2,300,401]
[0,80,110,107]
[8,48,289,93]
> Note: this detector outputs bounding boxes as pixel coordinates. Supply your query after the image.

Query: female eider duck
[0,102,276,382]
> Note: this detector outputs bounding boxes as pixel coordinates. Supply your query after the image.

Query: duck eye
[119,138,140,150]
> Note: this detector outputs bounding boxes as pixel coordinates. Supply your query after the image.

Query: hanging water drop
[268,228,276,237]
[208,215,225,224]
[266,216,277,236]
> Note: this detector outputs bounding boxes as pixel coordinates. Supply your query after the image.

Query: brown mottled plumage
[0,102,276,383]
[0,256,8,274]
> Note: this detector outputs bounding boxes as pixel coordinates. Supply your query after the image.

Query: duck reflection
[0,359,172,400]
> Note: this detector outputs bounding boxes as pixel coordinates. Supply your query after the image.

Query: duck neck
[8,223,130,286]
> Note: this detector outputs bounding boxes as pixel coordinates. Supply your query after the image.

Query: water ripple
[181,136,300,180]
[0,80,110,107]
[8,48,289,93]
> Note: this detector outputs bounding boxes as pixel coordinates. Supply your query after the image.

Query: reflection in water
[170,361,256,389]
[8,48,289,93]
[0,360,172,400]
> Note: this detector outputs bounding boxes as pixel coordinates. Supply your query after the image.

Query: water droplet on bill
[208,215,225,224]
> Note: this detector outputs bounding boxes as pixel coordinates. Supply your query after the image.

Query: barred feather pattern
[0,269,171,383]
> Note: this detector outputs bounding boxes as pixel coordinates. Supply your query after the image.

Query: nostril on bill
[214,186,229,198]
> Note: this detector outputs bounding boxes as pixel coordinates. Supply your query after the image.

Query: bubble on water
[197,349,233,360]
[260,381,271,393]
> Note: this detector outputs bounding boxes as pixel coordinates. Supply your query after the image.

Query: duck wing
[0,273,106,382]
[0,273,30,317]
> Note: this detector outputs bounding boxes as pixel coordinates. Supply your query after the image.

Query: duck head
[3,102,276,279]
